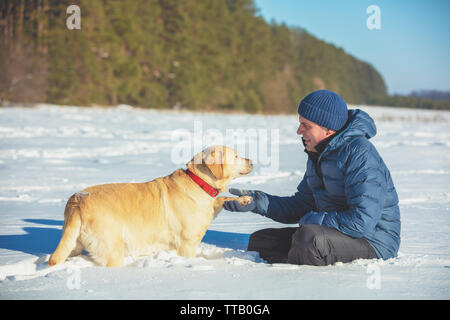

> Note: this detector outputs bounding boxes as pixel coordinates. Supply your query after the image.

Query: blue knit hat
[297,90,348,131]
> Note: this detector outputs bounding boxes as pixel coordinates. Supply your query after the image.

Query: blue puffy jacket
[252,109,401,259]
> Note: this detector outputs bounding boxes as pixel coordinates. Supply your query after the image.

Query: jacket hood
[327,109,377,151]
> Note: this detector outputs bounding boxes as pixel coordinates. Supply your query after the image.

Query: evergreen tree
[3,1,442,111]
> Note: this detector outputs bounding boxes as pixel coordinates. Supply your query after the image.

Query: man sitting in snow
[223,90,401,266]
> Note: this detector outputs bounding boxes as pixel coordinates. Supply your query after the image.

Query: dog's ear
[204,148,227,180]
[186,151,203,172]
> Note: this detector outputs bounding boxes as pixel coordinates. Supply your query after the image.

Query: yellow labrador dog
[49,146,253,267]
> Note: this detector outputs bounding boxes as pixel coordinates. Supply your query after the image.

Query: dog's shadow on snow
[0,219,251,256]
[0,219,62,256]
[201,230,250,251]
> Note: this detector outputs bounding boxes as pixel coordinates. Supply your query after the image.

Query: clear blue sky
[253,0,450,94]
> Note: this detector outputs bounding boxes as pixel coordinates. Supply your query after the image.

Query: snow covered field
[0,104,449,299]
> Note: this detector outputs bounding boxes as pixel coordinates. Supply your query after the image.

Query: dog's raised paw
[237,196,253,205]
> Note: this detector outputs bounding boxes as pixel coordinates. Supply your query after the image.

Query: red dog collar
[185,169,219,197]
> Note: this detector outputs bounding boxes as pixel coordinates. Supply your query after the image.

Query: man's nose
[297,124,303,135]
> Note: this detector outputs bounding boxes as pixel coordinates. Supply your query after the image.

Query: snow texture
[0,104,449,299]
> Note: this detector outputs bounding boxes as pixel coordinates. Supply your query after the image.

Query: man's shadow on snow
[0,219,251,255]
[0,219,62,256]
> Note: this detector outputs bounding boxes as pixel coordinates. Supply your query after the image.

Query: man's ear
[325,128,336,137]
[204,149,224,180]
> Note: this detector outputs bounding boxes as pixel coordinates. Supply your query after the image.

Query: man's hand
[222,188,256,212]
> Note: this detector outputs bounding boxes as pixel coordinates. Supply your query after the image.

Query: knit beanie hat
[297,90,348,131]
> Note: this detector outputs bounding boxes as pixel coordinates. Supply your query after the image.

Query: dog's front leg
[176,241,198,258]
[213,197,227,217]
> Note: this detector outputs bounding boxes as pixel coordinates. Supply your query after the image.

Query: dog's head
[186,145,253,192]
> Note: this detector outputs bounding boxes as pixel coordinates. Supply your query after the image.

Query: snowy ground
[0,104,449,299]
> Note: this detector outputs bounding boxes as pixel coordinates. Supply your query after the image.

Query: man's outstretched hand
[222,188,256,212]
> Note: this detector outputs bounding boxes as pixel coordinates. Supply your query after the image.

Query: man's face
[297,116,335,152]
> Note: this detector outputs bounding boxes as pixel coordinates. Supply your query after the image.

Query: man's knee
[248,227,298,263]
[247,228,273,251]
[287,224,329,266]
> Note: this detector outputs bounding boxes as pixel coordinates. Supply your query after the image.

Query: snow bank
[0,104,449,299]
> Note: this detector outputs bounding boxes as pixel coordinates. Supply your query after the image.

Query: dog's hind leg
[80,235,125,267]
[104,238,125,267]
[69,240,83,257]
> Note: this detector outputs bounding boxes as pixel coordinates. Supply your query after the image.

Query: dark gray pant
[247,224,377,266]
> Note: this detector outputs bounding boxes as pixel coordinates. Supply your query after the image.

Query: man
[223,90,401,266]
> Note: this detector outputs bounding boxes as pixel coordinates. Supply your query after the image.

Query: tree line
[368,94,450,111]
[1,0,446,112]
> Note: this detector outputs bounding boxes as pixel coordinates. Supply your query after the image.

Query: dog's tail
[49,193,83,266]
